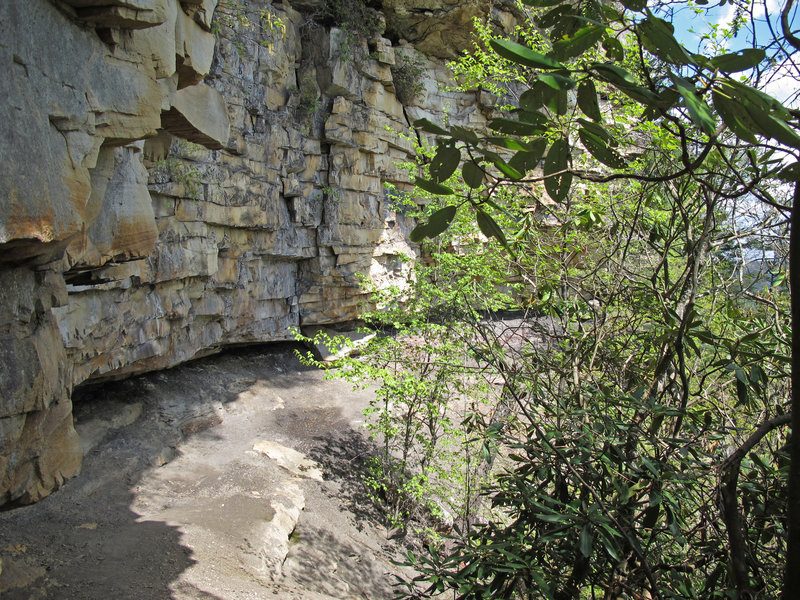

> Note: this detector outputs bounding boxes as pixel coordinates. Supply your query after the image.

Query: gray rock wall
[0,0,501,507]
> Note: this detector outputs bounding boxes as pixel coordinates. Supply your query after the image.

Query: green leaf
[509,150,541,174]
[710,48,766,73]
[579,128,625,168]
[491,155,524,180]
[602,37,625,61]
[538,5,573,30]
[579,525,594,558]
[536,513,572,523]
[577,79,602,121]
[743,100,800,148]
[591,64,664,107]
[426,205,457,237]
[621,0,647,9]
[430,146,461,183]
[543,137,572,202]
[509,138,547,173]
[671,75,716,136]
[415,176,454,195]
[520,89,543,112]
[520,80,558,112]
[537,72,576,90]
[726,80,790,118]
[577,118,611,142]
[591,62,637,86]
[638,14,694,65]
[448,126,481,144]
[552,25,606,59]
[462,160,484,188]
[413,118,449,136]
[712,88,758,143]
[600,533,620,561]
[409,223,428,242]
[490,117,548,136]
[735,367,749,406]
[481,441,492,463]
[749,364,767,386]
[516,109,550,128]
[549,89,569,115]
[476,210,508,248]
[490,39,564,69]
[527,137,548,161]
[485,136,530,151]
[641,456,661,477]
[775,162,800,182]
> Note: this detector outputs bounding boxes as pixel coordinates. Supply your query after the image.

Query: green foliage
[212,0,286,56]
[392,170,791,599]
[392,52,426,105]
[296,73,322,117]
[297,325,492,529]
[151,140,206,200]
[296,151,526,530]
[391,1,799,598]
[318,0,383,40]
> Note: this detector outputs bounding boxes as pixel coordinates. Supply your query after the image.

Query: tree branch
[782,0,800,53]
[783,179,800,597]
[719,412,792,598]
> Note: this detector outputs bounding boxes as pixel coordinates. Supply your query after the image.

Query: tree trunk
[783,180,800,597]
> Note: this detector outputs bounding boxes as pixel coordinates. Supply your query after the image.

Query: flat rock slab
[0,343,415,600]
[252,441,324,482]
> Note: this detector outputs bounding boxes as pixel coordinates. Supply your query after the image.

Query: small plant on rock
[392,52,425,105]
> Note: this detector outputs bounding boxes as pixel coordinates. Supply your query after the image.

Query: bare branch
[782,0,800,52]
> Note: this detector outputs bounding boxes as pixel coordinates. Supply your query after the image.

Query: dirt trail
[0,344,415,600]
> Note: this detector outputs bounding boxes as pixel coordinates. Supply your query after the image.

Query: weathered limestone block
[372,37,396,65]
[382,0,492,58]
[0,0,156,252]
[187,0,219,30]
[298,282,370,325]
[175,6,217,87]
[134,0,180,77]
[71,143,159,267]
[174,198,283,230]
[88,54,163,144]
[0,398,82,507]
[361,80,405,119]
[161,83,231,149]
[324,29,366,99]
[0,267,80,506]
[148,235,219,283]
[358,57,393,85]
[282,175,303,197]
[73,6,166,30]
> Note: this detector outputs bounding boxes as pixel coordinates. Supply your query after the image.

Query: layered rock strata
[0,0,502,507]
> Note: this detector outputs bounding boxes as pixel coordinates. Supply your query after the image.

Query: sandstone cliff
[0,0,513,507]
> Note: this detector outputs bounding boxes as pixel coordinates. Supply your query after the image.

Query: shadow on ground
[309,428,387,527]
[0,342,406,600]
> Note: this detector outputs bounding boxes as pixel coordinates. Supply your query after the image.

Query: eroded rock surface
[0,0,508,506]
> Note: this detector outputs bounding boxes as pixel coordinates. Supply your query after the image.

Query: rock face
[0,0,502,507]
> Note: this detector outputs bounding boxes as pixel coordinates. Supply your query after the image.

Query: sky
[662,0,799,104]
[667,0,792,52]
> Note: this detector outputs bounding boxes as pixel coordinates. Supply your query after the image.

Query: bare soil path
[0,343,414,600]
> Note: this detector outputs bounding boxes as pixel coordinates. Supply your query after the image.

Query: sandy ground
[0,343,417,600]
